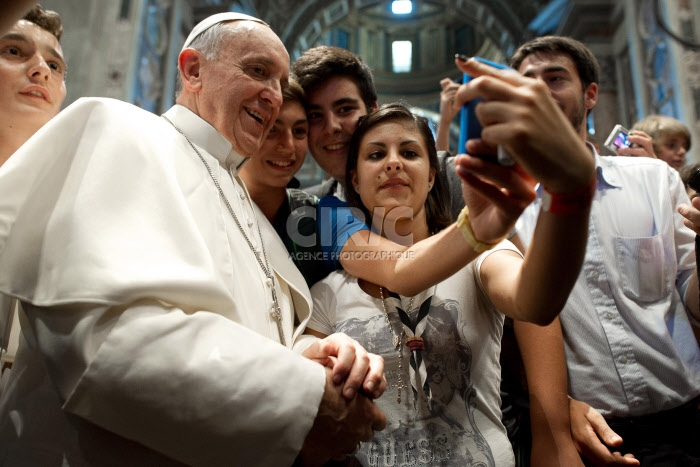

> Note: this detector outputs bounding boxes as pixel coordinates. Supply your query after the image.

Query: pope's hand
[296,367,387,466]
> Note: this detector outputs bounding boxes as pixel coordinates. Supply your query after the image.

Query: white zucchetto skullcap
[182,12,267,51]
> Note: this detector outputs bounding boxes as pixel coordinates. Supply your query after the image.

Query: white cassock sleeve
[25,299,324,466]
[0,98,325,466]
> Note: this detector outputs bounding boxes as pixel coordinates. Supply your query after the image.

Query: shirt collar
[332,179,345,201]
[162,105,249,172]
[590,141,622,188]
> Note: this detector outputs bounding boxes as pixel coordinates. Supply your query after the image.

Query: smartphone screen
[613,132,630,149]
[604,124,631,154]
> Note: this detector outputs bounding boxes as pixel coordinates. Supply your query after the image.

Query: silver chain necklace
[162,115,286,346]
[379,286,412,404]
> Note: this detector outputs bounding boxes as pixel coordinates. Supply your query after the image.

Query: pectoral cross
[269,286,286,347]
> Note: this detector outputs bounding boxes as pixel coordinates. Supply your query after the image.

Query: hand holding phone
[456,55,514,166]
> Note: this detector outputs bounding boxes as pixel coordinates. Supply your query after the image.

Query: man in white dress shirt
[0,12,385,466]
[511,35,700,466]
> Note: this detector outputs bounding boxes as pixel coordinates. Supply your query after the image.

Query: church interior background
[35,0,700,188]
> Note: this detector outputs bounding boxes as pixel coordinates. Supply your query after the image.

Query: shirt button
[239,192,245,200]
[619,355,628,364]
[247,219,254,227]
[266,278,273,287]
[591,271,599,281]
[605,312,613,320]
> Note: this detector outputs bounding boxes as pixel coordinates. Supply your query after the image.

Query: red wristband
[541,177,596,214]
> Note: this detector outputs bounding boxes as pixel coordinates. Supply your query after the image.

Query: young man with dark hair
[292,46,378,199]
[503,35,700,465]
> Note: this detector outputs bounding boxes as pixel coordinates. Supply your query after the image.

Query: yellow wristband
[456,206,498,253]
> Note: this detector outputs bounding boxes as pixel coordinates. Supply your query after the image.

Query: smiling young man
[0,4,65,165]
[239,79,310,216]
[292,46,378,200]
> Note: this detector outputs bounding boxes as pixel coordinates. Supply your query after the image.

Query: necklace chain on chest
[379,286,413,404]
[162,115,286,346]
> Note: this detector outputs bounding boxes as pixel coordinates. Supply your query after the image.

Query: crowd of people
[0,4,699,467]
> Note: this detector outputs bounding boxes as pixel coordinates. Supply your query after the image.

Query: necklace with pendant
[379,286,416,404]
[162,115,286,346]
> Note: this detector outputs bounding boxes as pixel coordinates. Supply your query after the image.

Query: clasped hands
[297,333,387,466]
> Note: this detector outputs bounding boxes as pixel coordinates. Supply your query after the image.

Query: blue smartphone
[457,56,514,165]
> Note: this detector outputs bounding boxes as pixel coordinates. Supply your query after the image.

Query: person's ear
[179,48,203,92]
[428,167,436,190]
[351,170,359,192]
[584,82,598,111]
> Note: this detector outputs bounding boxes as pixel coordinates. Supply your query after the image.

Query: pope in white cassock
[0,13,386,466]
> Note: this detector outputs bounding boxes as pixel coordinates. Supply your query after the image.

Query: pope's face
[0,19,66,128]
[197,22,289,157]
